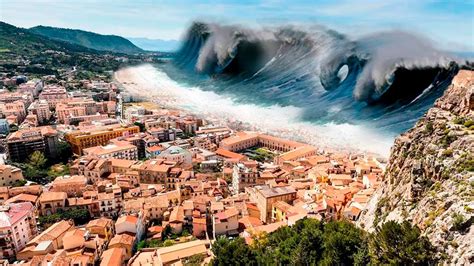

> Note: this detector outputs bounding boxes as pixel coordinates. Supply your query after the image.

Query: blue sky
[1,0,473,51]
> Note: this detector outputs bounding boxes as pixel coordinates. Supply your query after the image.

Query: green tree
[56,208,90,225]
[56,141,73,163]
[28,151,47,169]
[321,220,368,265]
[369,221,437,265]
[184,253,207,266]
[211,237,256,266]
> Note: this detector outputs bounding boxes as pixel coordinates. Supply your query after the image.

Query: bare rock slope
[358,70,474,265]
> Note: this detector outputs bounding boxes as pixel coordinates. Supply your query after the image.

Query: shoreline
[114,64,393,159]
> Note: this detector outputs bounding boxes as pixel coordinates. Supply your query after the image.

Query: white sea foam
[116,64,394,157]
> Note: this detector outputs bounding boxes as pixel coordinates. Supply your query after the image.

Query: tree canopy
[210,219,436,266]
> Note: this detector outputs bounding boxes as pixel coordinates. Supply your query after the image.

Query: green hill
[0,21,99,55]
[30,25,143,54]
[0,21,132,77]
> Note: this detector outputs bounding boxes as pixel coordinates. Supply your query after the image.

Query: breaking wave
[161,21,471,136]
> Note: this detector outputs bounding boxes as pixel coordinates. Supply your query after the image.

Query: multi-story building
[231,162,259,194]
[83,140,138,160]
[49,175,88,197]
[98,185,122,218]
[246,185,297,223]
[212,207,239,237]
[56,103,87,124]
[6,126,58,162]
[0,165,24,187]
[38,191,67,216]
[38,85,68,110]
[70,156,111,184]
[27,100,51,124]
[0,101,27,123]
[65,125,140,155]
[137,160,171,184]
[0,202,37,259]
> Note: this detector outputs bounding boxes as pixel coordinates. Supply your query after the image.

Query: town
[0,68,385,265]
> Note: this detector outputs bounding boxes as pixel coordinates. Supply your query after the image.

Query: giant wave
[145,22,472,154]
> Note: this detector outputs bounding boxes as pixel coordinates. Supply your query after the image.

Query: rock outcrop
[358,70,474,265]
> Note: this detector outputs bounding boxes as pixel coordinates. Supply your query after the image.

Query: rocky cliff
[358,70,474,264]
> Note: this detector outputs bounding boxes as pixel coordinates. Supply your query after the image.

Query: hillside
[0,21,98,56]
[0,21,147,79]
[358,70,474,264]
[30,25,143,54]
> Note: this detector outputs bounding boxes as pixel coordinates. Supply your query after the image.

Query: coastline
[114,64,393,158]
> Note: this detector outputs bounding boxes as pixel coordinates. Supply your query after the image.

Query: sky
[1,0,473,51]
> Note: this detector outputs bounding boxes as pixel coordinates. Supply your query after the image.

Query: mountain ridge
[30,25,143,54]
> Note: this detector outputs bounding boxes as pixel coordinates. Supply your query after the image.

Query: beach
[114,64,394,157]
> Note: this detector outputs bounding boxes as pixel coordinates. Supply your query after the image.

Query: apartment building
[246,185,297,223]
[6,126,58,162]
[38,85,68,110]
[49,175,88,197]
[70,156,112,184]
[83,140,138,160]
[0,101,27,123]
[65,125,140,155]
[27,100,51,124]
[38,192,67,216]
[0,203,37,259]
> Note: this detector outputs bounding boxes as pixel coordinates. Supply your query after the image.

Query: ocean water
[128,22,470,156]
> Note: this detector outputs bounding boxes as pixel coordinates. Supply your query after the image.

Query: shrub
[369,221,437,265]
[463,119,474,128]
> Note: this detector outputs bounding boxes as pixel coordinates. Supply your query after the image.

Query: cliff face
[358,70,474,264]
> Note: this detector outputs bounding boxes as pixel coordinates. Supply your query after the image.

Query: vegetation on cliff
[210,218,436,265]
[358,70,474,264]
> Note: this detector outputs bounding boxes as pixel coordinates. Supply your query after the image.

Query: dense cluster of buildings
[0,72,386,265]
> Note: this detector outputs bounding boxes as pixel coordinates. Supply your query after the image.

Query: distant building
[220,132,317,164]
[38,85,68,110]
[27,100,51,124]
[0,119,8,135]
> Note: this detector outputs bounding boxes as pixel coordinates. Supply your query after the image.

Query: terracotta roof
[39,191,67,202]
[86,217,112,229]
[0,202,34,227]
[4,193,38,204]
[156,240,209,264]
[109,233,135,247]
[100,247,125,266]
[215,148,245,160]
[169,206,185,223]
[29,220,73,245]
[238,216,263,228]
[116,215,138,225]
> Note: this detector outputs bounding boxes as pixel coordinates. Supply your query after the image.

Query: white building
[0,203,37,259]
[157,146,192,168]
